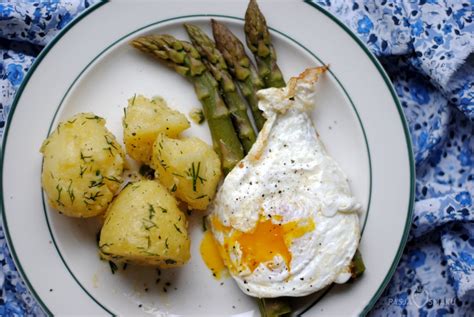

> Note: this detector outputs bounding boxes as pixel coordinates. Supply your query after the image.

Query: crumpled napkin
[0,0,472,316]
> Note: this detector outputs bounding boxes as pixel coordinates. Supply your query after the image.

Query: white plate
[1,1,414,316]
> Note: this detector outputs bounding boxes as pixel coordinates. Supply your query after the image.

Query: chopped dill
[67,179,75,203]
[174,224,182,234]
[109,261,118,274]
[80,151,93,162]
[55,184,64,206]
[104,175,121,183]
[84,191,103,201]
[104,135,118,150]
[79,166,87,178]
[148,204,155,220]
[187,162,206,192]
[88,176,104,188]
[85,115,101,121]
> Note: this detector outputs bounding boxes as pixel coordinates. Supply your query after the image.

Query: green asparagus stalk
[131,35,244,174]
[258,298,292,317]
[350,249,366,279]
[211,19,266,131]
[244,0,285,88]
[184,23,257,153]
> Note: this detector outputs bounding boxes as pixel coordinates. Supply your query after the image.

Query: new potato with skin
[99,180,190,267]
[123,95,190,164]
[151,133,222,210]
[40,113,125,218]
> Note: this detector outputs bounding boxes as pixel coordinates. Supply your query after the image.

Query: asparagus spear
[350,249,366,279]
[244,0,285,88]
[131,35,244,174]
[184,23,257,153]
[212,19,266,131]
[258,298,292,317]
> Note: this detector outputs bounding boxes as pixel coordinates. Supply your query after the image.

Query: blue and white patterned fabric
[0,0,472,316]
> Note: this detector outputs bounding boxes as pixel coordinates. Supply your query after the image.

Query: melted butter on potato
[123,95,190,164]
[99,180,190,267]
[151,134,222,210]
[40,113,125,218]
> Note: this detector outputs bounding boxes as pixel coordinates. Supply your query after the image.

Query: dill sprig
[85,115,101,121]
[84,191,103,202]
[187,162,207,192]
[174,224,182,234]
[79,166,87,178]
[104,175,121,183]
[55,184,64,206]
[66,179,75,203]
[104,135,118,150]
[148,204,155,220]
[80,151,93,162]
[89,173,104,188]
[109,261,118,274]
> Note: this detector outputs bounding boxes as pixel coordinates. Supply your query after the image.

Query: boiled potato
[151,134,222,210]
[99,180,190,267]
[40,113,125,218]
[123,95,190,164]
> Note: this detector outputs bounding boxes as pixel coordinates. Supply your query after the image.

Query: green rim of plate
[0,1,415,316]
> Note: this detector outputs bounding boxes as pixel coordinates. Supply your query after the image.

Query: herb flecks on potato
[99,180,190,267]
[123,95,190,164]
[40,113,125,218]
[152,133,222,210]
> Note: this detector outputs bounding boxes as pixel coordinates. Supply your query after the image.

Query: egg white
[209,68,361,298]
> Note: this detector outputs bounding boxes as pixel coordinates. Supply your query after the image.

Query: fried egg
[208,67,361,298]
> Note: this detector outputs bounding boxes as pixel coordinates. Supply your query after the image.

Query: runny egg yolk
[236,218,291,272]
[209,216,315,274]
[199,230,227,279]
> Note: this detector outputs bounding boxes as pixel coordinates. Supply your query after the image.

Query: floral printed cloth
[0,0,472,316]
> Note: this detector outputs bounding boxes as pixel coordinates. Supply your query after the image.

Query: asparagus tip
[211,18,223,35]
[245,0,261,19]
[183,23,193,31]
[210,19,219,33]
